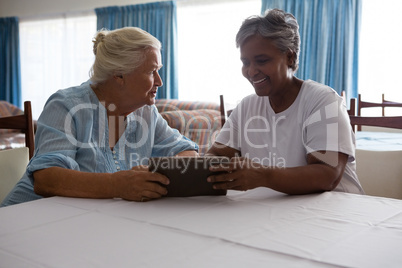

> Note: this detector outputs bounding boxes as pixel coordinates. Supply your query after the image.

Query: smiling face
[240,35,295,97]
[120,48,163,112]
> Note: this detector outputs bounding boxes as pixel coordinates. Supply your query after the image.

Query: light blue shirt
[1,81,197,207]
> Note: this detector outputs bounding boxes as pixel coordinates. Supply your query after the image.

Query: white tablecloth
[1,188,402,267]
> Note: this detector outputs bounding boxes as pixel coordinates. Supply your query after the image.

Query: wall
[0,0,238,18]
[0,0,161,18]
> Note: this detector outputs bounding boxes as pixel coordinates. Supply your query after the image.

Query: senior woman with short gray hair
[1,27,197,207]
[207,9,364,195]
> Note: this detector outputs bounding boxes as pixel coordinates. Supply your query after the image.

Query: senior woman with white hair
[1,27,197,207]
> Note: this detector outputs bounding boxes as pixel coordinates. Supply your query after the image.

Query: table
[1,188,402,267]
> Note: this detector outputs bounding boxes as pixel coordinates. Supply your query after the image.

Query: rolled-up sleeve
[31,88,102,173]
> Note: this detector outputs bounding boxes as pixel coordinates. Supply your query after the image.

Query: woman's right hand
[111,166,169,202]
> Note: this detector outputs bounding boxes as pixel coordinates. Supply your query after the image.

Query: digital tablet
[148,156,230,197]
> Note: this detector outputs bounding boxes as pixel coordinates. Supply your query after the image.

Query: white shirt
[216,80,364,194]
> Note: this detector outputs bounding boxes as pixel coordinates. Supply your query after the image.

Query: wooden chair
[381,93,402,116]
[350,113,402,199]
[0,101,35,159]
[227,109,233,118]
[219,95,226,127]
[350,103,402,199]
[341,90,347,100]
[358,94,380,115]
[219,95,234,127]
[347,98,356,116]
[349,114,402,132]
[357,94,402,131]
[358,94,382,123]
[341,91,356,116]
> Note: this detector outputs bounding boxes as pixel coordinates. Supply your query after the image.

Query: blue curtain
[95,1,178,99]
[261,0,361,100]
[0,17,21,106]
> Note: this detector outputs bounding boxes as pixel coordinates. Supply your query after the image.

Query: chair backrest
[358,94,402,131]
[219,95,226,127]
[358,94,381,115]
[358,94,402,114]
[0,101,35,159]
[347,98,356,116]
[381,93,402,116]
[218,95,236,126]
[349,114,402,132]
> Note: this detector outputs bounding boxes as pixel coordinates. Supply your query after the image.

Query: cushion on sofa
[0,101,24,134]
[155,99,220,113]
[0,133,26,150]
[0,101,37,151]
[160,109,221,155]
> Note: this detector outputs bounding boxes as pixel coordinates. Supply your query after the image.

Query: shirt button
[113,151,116,154]
[116,166,120,170]
[115,161,118,164]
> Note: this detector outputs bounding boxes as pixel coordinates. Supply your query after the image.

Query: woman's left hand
[207,157,267,191]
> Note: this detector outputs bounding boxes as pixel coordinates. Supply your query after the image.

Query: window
[358,0,402,115]
[20,2,260,118]
[20,12,96,119]
[21,0,400,119]
[177,0,260,109]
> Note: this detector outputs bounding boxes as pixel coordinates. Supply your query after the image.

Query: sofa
[0,101,31,150]
[155,99,222,155]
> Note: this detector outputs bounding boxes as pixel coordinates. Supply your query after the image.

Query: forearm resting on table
[34,167,115,199]
[207,143,347,194]
[263,162,344,195]
[259,151,348,194]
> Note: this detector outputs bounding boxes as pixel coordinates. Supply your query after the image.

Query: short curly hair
[236,8,300,72]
